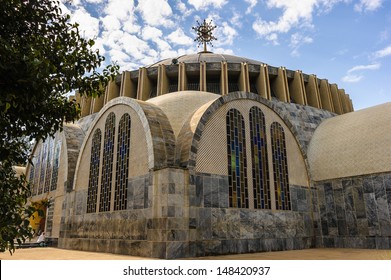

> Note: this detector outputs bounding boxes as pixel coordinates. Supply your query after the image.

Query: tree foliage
[0,0,119,253]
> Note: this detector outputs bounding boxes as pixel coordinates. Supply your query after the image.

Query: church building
[24,21,391,259]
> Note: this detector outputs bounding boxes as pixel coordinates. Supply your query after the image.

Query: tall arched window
[99,112,116,212]
[38,141,47,194]
[271,122,291,210]
[87,129,102,213]
[29,158,36,195]
[44,138,53,193]
[50,140,61,191]
[32,147,41,196]
[249,107,270,209]
[114,114,131,211]
[226,109,249,208]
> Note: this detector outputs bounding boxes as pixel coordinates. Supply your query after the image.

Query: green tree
[0,0,119,253]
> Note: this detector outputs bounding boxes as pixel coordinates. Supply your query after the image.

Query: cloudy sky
[61,0,391,110]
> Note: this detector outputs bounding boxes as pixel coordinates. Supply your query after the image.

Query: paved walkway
[1,247,391,260]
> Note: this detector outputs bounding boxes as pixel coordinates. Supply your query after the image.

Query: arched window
[38,141,47,194]
[28,158,36,195]
[226,109,249,208]
[87,129,102,213]
[99,112,116,212]
[44,138,53,193]
[249,107,270,209]
[270,122,291,210]
[50,140,61,191]
[32,147,41,196]
[114,114,131,211]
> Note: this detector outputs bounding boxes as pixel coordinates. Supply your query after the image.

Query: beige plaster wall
[72,103,149,208]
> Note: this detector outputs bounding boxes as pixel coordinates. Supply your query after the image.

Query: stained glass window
[44,138,53,193]
[50,140,61,191]
[226,109,249,208]
[38,141,47,194]
[29,157,36,195]
[271,122,291,210]
[249,107,270,209]
[32,146,41,196]
[99,112,116,212]
[114,114,131,211]
[87,129,102,213]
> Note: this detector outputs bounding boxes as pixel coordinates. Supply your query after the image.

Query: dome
[147,52,263,67]
[308,102,391,181]
[147,90,219,137]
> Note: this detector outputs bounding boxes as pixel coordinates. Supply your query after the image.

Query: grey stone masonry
[315,172,391,249]
[186,172,317,257]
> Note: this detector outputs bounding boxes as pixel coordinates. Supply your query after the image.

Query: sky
[60,0,391,110]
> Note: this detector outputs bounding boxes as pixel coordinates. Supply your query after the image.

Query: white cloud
[85,0,104,3]
[142,26,163,41]
[70,7,100,39]
[342,74,364,83]
[289,33,313,56]
[101,15,121,32]
[354,0,383,12]
[137,0,174,27]
[373,45,391,58]
[342,63,380,83]
[245,0,258,14]
[253,0,315,38]
[167,28,194,46]
[231,11,242,28]
[105,0,136,21]
[252,0,350,44]
[188,0,228,10]
[347,63,381,73]
[215,22,238,46]
[176,0,193,17]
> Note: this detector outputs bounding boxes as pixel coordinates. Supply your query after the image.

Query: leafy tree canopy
[0,0,119,253]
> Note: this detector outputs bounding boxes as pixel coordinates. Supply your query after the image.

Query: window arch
[99,112,116,212]
[270,122,291,210]
[114,114,131,211]
[249,107,270,209]
[226,109,249,208]
[87,129,102,213]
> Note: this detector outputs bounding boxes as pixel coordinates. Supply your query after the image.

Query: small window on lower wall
[270,122,291,210]
[226,109,249,208]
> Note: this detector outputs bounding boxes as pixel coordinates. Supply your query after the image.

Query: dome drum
[77,53,353,118]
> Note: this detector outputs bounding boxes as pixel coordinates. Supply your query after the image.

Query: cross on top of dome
[192,19,217,53]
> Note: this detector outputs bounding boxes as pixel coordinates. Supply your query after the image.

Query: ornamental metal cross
[192,19,217,53]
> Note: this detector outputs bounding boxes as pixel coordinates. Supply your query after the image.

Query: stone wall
[186,172,318,257]
[59,173,156,257]
[315,172,391,249]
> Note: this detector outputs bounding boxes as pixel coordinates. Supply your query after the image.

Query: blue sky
[62,0,391,110]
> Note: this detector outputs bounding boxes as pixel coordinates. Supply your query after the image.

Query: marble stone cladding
[315,172,391,249]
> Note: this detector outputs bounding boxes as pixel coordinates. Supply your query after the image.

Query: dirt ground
[1,247,391,260]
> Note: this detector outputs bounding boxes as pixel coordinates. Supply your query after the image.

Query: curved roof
[308,102,391,181]
[147,91,219,137]
[148,52,263,67]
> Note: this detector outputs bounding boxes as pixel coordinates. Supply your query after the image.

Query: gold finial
[192,19,217,53]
